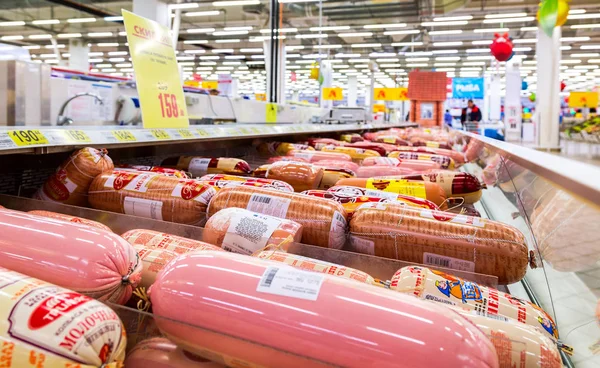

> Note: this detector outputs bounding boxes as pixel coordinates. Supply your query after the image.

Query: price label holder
[64,130,92,143]
[122,10,189,129]
[112,130,137,142]
[197,128,210,137]
[8,130,49,147]
[150,129,171,140]
[177,129,195,139]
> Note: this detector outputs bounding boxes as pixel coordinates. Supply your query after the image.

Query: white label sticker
[423,252,475,272]
[349,236,375,255]
[471,310,510,322]
[222,212,282,255]
[124,197,163,220]
[377,157,400,166]
[291,151,314,161]
[364,189,398,200]
[189,158,212,177]
[256,266,324,301]
[357,202,388,211]
[419,210,485,228]
[246,193,291,218]
[328,211,347,249]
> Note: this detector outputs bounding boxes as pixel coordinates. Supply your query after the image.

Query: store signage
[122,10,189,128]
[202,81,218,90]
[266,103,277,123]
[373,88,408,101]
[323,87,343,101]
[568,91,599,108]
[452,78,485,99]
[255,93,266,101]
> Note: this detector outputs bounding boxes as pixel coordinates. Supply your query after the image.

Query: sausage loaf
[207,186,348,249]
[388,151,455,170]
[115,164,188,178]
[0,268,126,368]
[313,159,360,172]
[257,142,314,156]
[150,251,498,368]
[355,165,416,178]
[89,171,216,225]
[326,185,440,210]
[287,149,352,162]
[320,145,380,162]
[33,147,114,206]
[162,156,252,177]
[350,203,529,284]
[0,209,142,304]
[317,168,355,190]
[28,210,112,232]
[265,161,324,192]
[334,178,447,207]
[203,208,303,254]
[199,173,294,192]
[362,156,442,171]
[125,338,225,368]
[391,146,466,164]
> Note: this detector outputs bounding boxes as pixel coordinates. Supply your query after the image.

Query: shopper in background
[444,110,453,127]
[461,99,482,124]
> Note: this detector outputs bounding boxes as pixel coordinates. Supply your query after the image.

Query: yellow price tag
[197,128,210,137]
[178,129,194,139]
[365,179,427,199]
[9,130,49,146]
[150,129,171,140]
[112,130,136,142]
[64,130,91,143]
[266,103,277,123]
[238,127,250,134]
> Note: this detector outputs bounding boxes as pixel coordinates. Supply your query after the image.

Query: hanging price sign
[122,10,189,128]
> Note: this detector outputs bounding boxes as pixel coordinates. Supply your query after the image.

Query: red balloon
[490,33,514,62]
[560,81,566,91]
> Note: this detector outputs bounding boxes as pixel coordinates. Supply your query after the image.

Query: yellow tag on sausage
[365,179,427,199]
[425,141,440,148]
[383,137,396,144]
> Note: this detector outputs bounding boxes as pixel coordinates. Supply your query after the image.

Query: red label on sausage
[29,292,91,330]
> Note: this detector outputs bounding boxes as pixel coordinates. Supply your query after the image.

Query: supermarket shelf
[0,122,416,155]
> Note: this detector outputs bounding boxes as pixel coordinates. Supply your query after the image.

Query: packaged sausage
[339,133,364,143]
[326,185,439,210]
[389,146,465,164]
[257,142,314,156]
[89,171,216,225]
[33,147,114,206]
[349,203,529,284]
[287,149,352,162]
[199,173,294,192]
[340,142,387,156]
[335,178,447,207]
[313,159,360,172]
[251,164,270,178]
[115,164,189,178]
[121,229,223,289]
[379,171,484,203]
[207,186,348,249]
[306,138,344,149]
[320,145,380,162]
[125,338,225,368]
[204,208,302,254]
[355,165,416,178]
[265,161,324,192]
[362,156,442,172]
[317,168,355,190]
[372,136,410,146]
[390,266,558,340]
[255,250,375,284]
[150,251,498,368]
[28,210,113,232]
[411,140,452,150]
[267,156,309,164]
[0,209,142,304]
[0,268,126,368]
[161,156,252,178]
[388,151,455,170]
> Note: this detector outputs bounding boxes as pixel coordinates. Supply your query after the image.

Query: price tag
[178,129,194,139]
[8,130,49,147]
[112,130,137,142]
[238,127,250,135]
[150,129,171,140]
[64,130,92,143]
[197,128,210,137]
[250,127,261,134]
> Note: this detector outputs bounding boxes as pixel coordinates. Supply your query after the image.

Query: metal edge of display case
[458,130,600,209]
[0,122,418,155]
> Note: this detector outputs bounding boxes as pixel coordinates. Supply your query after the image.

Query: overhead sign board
[452,77,485,99]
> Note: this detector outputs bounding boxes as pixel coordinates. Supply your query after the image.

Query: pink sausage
[362,157,441,171]
[0,209,141,304]
[125,338,225,368]
[287,149,352,162]
[312,159,360,172]
[150,251,499,368]
[355,165,416,178]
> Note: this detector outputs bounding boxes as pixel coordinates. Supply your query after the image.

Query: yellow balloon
[536,0,569,27]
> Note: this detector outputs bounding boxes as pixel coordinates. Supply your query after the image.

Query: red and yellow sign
[202,81,218,90]
[122,10,188,128]
[373,104,386,113]
[568,91,599,108]
[374,87,408,101]
[323,87,343,101]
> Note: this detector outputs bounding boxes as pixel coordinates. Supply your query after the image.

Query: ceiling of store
[0,0,599,96]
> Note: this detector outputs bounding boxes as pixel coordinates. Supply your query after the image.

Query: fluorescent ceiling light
[29,34,52,39]
[463,61,486,66]
[310,26,350,31]
[429,30,462,35]
[392,42,423,46]
[435,68,455,72]
[184,39,209,44]
[380,63,401,67]
[485,12,528,18]
[32,19,60,25]
[259,28,297,33]
[313,44,342,49]
[67,18,96,23]
[187,28,215,33]
[384,30,419,35]
[247,61,265,65]
[200,55,220,59]
[472,40,493,45]
[434,63,456,66]
[176,56,195,61]
[421,20,468,26]
[1,35,24,40]
[89,52,103,56]
[213,48,234,53]
[513,47,532,51]
[433,15,473,21]
[279,0,319,3]
[406,63,428,67]
[568,13,600,19]
[571,53,599,57]
[432,49,458,54]
[88,58,103,63]
[184,49,206,54]
[213,30,248,36]
[97,43,119,47]
[433,41,463,47]
[405,51,433,56]
[215,39,241,43]
[213,0,259,5]
[569,9,586,15]
[225,55,245,59]
[560,59,582,64]
[108,51,128,56]
[45,44,65,48]
[58,33,82,38]
[196,67,214,70]
[364,23,406,29]
[338,32,373,37]
[376,58,398,62]
[186,10,220,16]
[223,61,241,65]
[285,45,305,50]
[406,57,429,62]
[571,24,600,29]
[513,38,536,44]
[474,28,509,33]
[170,2,199,9]
[560,46,572,51]
[224,26,253,31]
[581,45,600,50]
[351,43,381,48]
[520,26,537,31]
[561,36,590,42]
[370,52,395,57]
[240,48,262,52]
[295,34,327,39]
[104,16,123,22]
[348,59,370,63]
[436,56,460,61]
[88,32,113,37]
[0,21,26,27]
[286,53,300,58]
[109,57,125,62]
[483,16,534,23]
[335,53,360,58]
[466,48,490,53]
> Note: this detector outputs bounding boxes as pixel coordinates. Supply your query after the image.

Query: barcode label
[247,194,291,218]
[256,266,324,301]
[222,211,282,255]
[329,211,347,250]
[189,158,211,177]
[472,310,510,322]
[423,252,475,272]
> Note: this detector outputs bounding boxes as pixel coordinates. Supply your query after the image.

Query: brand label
[171,180,212,203]
[256,266,324,301]
[364,189,398,201]
[189,158,212,177]
[328,211,347,250]
[124,196,163,220]
[423,252,475,272]
[365,179,427,199]
[222,212,282,255]
[246,194,291,218]
[419,210,485,228]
